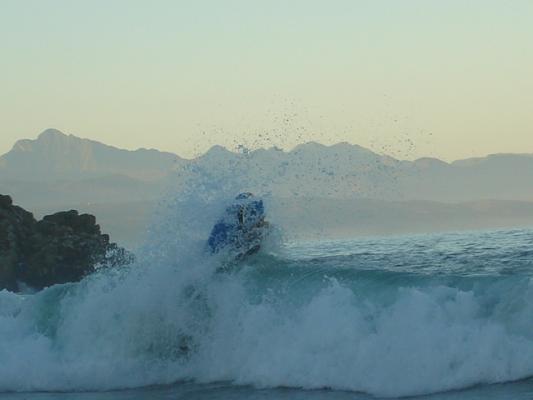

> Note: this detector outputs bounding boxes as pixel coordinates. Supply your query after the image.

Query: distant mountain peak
[199,145,234,158]
[0,129,181,182]
[38,128,67,139]
[291,141,377,155]
[330,141,356,149]
[414,157,449,168]
[290,141,328,153]
[329,141,378,156]
[9,128,81,155]
[207,144,230,153]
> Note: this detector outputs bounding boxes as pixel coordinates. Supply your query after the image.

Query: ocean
[2,221,533,399]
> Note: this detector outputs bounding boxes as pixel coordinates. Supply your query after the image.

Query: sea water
[2,224,533,399]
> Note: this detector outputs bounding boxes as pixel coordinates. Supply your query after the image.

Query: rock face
[0,194,132,292]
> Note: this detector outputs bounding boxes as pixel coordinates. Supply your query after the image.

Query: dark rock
[0,194,13,208]
[0,195,36,291]
[0,194,132,292]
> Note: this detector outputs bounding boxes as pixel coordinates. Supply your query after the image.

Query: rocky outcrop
[0,194,132,292]
[0,195,36,291]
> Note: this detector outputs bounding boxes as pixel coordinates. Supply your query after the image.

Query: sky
[1,0,532,161]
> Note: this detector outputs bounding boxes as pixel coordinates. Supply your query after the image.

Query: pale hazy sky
[1,0,532,161]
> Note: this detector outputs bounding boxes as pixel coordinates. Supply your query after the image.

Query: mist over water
[1,159,533,398]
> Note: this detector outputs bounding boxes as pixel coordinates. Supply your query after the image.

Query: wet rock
[0,194,132,292]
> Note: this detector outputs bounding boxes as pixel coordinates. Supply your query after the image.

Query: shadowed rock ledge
[0,194,132,292]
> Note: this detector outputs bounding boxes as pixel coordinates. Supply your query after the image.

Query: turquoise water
[1,227,533,399]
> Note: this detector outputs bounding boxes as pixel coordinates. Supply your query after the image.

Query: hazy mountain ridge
[0,129,183,182]
[183,140,533,202]
[2,129,533,246]
[3,129,533,205]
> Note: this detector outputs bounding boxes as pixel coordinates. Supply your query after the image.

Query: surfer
[207,192,269,259]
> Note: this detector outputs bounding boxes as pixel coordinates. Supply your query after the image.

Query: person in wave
[207,192,269,260]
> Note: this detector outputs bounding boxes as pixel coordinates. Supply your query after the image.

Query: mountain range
[0,129,182,182]
[2,129,533,246]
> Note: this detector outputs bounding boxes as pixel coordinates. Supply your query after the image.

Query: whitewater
[1,165,533,399]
